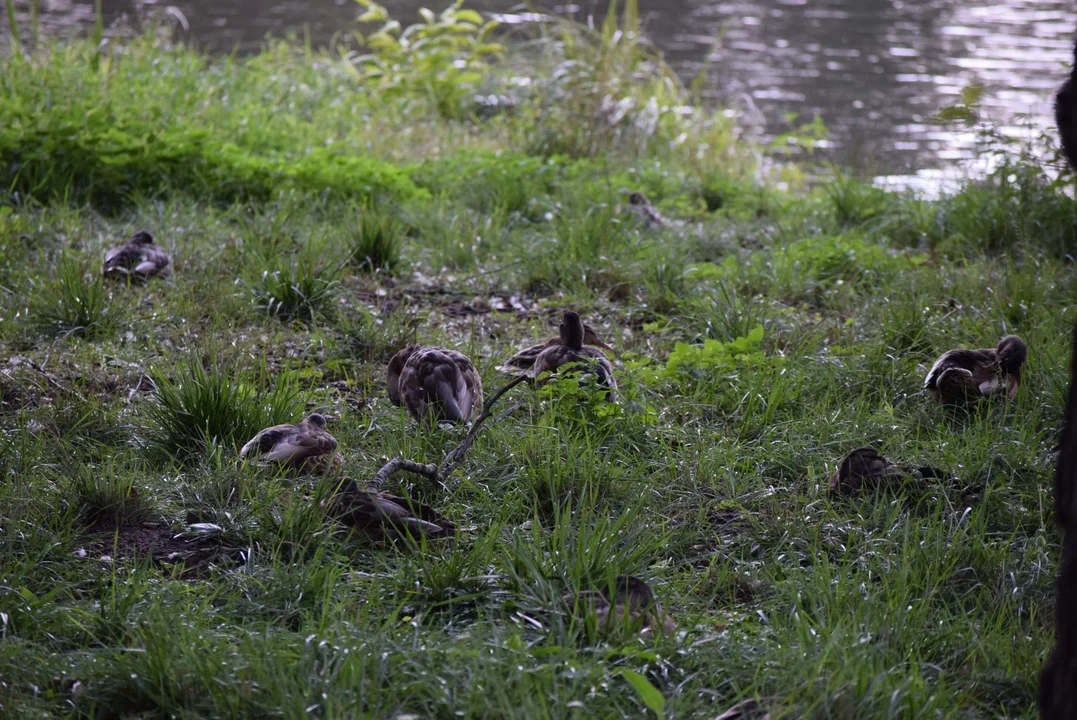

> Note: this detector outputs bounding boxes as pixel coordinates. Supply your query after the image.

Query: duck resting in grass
[498,318,613,376]
[102,230,173,281]
[324,477,455,541]
[924,335,1028,404]
[829,447,946,495]
[240,412,342,475]
[532,311,617,400]
[627,191,664,230]
[388,345,483,424]
[564,575,675,636]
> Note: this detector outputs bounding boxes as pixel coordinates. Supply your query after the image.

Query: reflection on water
[4,0,1075,185]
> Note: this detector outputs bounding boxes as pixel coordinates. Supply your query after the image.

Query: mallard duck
[924,335,1028,404]
[497,320,613,376]
[564,575,675,636]
[324,477,454,541]
[1056,34,1077,168]
[829,447,945,495]
[387,345,483,423]
[627,191,664,229]
[533,311,617,399]
[102,231,173,281]
[239,412,342,475]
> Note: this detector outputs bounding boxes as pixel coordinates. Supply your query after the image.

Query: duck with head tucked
[924,335,1028,404]
[103,231,173,281]
[240,412,342,475]
[829,447,946,495]
[532,311,617,400]
[325,477,455,541]
[498,317,613,377]
[564,575,675,636]
[388,346,483,424]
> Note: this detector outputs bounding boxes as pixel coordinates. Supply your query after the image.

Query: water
[6,0,1076,186]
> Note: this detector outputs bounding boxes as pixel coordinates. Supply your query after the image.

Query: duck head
[559,311,585,351]
[305,412,328,428]
[582,323,613,351]
[130,231,155,245]
[996,335,1028,400]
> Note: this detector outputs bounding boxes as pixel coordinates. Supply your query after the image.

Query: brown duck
[239,413,342,475]
[627,191,664,229]
[498,320,612,376]
[325,477,454,541]
[829,447,945,495]
[388,346,483,424]
[103,231,173,281]
[924,335,1028,404]
[564,575,675,636]
[533,311,617,400]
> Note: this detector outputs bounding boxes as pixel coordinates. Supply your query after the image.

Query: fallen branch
[367,374,529,488]
[439,374,529,477]
[370,457,439,487]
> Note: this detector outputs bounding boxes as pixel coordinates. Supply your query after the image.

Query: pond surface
[7,0,1076,186]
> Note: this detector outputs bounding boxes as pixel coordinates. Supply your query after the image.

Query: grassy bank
[2,4,1076,717]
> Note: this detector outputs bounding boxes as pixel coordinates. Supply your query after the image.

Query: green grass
[0,6,1074,718]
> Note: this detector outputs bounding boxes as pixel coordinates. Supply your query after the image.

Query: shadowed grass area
[0,3,1074,718]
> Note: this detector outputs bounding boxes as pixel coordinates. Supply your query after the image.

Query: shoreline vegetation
[2,1,1076,716]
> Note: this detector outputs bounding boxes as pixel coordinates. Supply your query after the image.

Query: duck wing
[134,246,172,278]
[497,341,548,375]
[103,243,142,275]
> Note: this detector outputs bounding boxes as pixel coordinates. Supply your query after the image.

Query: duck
[829,447,946,495]
[324,477,455,541]
[102,231,173,281]
[533,311,617,400]
[497,319,613,376]
[239,412,342,475]
[564,575,675,636]
[924,335,1028,404]
[387,345,483,424]
[627,191,664,230]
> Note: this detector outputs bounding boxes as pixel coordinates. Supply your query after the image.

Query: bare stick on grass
[368,374,529,488]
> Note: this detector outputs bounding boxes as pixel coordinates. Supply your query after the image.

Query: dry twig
[368,374,529,487]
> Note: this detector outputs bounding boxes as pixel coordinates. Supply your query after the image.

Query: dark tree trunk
[1040,30,1077,719]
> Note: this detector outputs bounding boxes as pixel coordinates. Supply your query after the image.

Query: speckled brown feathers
[103,231,173,281]
[564,575,675,636]
[628,191,664,229]
[325,478,455,541]
[924,335,1027,404]
[533,312,617,399]
[388,345,483,423]
[497,322,612,376]
[239,413,341,475]
[829,447,946,496]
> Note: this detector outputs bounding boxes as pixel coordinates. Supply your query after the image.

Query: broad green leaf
[620,670,665,717]
[455,9,484,24]
[419,7,435,24]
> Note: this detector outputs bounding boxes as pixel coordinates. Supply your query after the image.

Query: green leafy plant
[659,327,771,380]
[353,0,503,120]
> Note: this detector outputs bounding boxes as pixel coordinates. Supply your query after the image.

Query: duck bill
[1007,374,1020,401]
[593,338,614,351]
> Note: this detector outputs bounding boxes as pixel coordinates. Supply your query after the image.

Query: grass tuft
[145,353,302,463]
[30,256,123,339]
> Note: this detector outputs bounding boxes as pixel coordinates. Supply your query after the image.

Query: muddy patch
[80,522,239,576]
